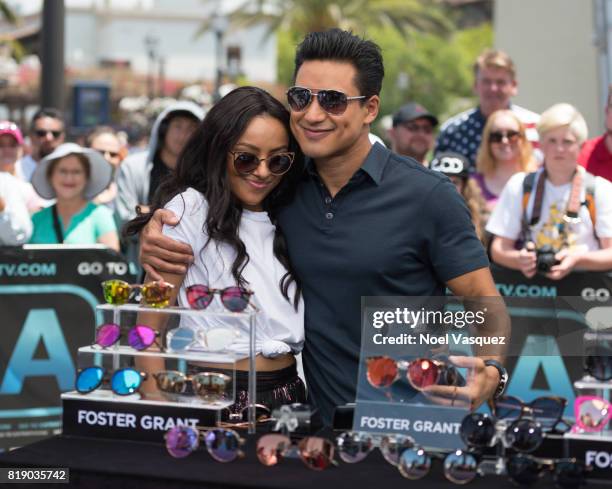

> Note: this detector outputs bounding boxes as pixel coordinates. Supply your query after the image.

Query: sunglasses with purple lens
[95,323,159,351]
[165,425,245,462]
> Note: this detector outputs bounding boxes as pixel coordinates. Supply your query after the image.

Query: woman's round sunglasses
[489,130,521,144]
[286,86,366,116]
[230,151,294,176]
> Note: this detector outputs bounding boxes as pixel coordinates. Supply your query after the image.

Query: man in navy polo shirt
[138,30,508,424]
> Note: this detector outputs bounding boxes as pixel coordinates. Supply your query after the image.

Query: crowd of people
[1,43,610,283]
[0,29,610,423]
[0,102,203,259]
[387,48,612,279]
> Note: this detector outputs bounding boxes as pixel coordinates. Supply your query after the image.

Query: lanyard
[51,205,65,244]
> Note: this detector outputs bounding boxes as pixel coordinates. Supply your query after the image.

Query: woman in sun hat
[29,142,120,250]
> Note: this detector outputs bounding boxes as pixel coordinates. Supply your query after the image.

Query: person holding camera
[486,103,612,280]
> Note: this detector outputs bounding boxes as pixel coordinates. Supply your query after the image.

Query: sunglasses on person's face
[165,426,245,462]
[229,150,294,176]
[186,284,255,313]
[95,323,160,351]
[34,129,63,139]
[398,447,479,484]
[492,395,566,430]
[101,280,174,308]
[75,366,146,395]
[286,86,366,116]
[366,356,461,391]
[153,370,231,403]
[166,326,239,353]
[460,413,543,453]
[489,130,521,144]
[507,455,589,488]
[256,434,336,470]
[335,432,415,466]
[573,396,612,433]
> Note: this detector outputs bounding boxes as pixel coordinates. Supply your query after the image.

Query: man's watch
[484,359,508,399]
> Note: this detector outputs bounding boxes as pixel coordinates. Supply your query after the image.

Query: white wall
[64,4,277,83]
[495,0,602,134]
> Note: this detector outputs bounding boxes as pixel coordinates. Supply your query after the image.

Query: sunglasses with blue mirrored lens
[75,366,147,395]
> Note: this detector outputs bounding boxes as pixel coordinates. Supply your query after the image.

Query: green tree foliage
[374,23,493,122]
[199,0,452,41]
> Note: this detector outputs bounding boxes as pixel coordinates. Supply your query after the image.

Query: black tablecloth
[0,434,566,489]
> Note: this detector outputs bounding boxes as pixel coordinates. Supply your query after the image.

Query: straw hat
[31,143,113,200]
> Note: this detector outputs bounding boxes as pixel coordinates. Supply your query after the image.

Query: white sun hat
[31,142,113,200]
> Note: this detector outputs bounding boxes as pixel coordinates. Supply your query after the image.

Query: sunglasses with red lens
[286,86,366,116]
[366,356,462,391]
[229,151,294,176]
[186,284,256,313]
[256,434,336,470]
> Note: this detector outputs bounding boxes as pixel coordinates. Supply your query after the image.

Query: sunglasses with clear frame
[335,431,416,466]
[153,370,232,403]
[101,279,174,308]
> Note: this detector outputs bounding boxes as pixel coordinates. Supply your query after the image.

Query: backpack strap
[583,171,597,229]
[520,172,538,244]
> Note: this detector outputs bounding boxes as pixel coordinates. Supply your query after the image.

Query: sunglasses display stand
[561,331,612,482]
[61,303,260,443]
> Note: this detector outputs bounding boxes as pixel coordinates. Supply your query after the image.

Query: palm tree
[0,1,22,59]
[198,0,453,39]
[0,1,16,24]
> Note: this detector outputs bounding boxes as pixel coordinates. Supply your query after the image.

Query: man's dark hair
[30,107,65,132]
[294,29,384,98]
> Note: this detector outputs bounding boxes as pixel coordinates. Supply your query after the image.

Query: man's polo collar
[304,142,389,186]
[360,142,388,186]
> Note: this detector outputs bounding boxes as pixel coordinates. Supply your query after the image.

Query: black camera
[535,245,560,273]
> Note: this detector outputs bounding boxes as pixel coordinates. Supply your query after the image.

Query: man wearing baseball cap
[388,102,438,165]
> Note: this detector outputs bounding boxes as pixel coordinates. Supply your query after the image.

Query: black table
[0,434,569,489]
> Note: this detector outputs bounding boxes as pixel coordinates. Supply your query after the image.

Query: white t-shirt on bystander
[486,167,612,253]
[162,187,304,358]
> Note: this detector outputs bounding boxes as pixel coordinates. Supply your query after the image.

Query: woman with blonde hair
[473,109,537,213]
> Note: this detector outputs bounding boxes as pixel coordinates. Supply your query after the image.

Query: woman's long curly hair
[125,86,304,308]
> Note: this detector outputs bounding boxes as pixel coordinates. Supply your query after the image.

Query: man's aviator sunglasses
[286,86,366,116]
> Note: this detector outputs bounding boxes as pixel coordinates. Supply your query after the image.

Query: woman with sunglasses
[126,86,306,412]
[473,110,537,215]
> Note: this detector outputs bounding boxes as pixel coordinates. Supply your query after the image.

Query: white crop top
[162,187,304,357]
